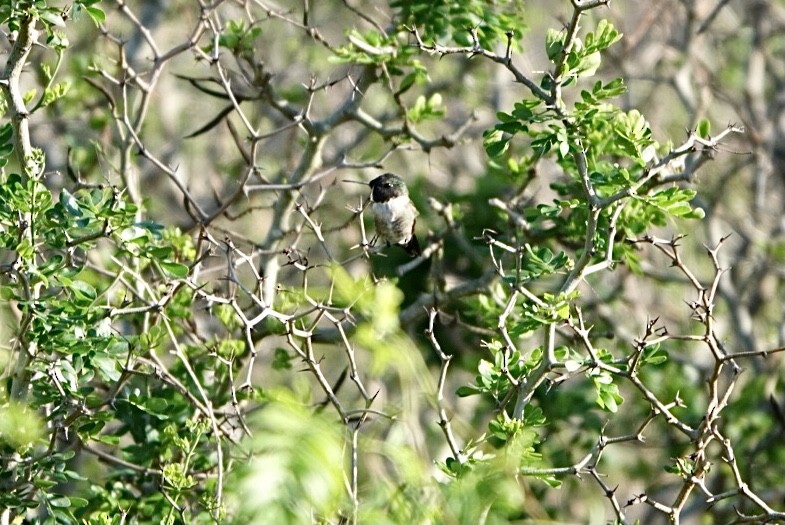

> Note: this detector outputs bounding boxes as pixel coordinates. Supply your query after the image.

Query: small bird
[368,173,421,256]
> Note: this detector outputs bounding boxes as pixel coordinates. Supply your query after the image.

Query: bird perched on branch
[368,173,421,256]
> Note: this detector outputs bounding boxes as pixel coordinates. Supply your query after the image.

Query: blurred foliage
[229,391,348,525]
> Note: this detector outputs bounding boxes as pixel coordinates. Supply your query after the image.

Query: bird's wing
[408,200,419,218]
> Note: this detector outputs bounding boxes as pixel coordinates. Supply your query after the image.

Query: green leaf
[41,81,71,108]
[97,435,120,446]
[586,19,622,53]
[545,28,564,62]
[582,78,627,103]
[23,89,37,105]
[272,348,293,370]
[160,261,189,278]
[599,390,619,412]
[124,396,170,419]
[697,118,711,139]
[59,188,83,217]
[558,137,570,157]
[33,478,57,489]
[70,279,97,302]
[576,50,601,77]
[495,121,525,134]
[92,354,122,382]
[398,72,417,94]
[68,497,89,508]
[537,476,562,488]
[85,6,106,25]
[522,406,547,427]
[642,346,668,366]
[48,496,71,508]
[407,93,445,123]
[483,129,510,158]
[456,385,481,397]
[39,9,66,27]
[0,122,13,145]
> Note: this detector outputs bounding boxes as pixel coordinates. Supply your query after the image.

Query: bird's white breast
[371,195,417,245]
[371,195,411,223]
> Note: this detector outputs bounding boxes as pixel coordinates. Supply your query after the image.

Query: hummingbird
[368,173,422,256]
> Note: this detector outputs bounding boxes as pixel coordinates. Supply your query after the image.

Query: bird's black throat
[369,173,406,203]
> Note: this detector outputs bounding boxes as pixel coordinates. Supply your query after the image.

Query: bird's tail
[404,235,422,257]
